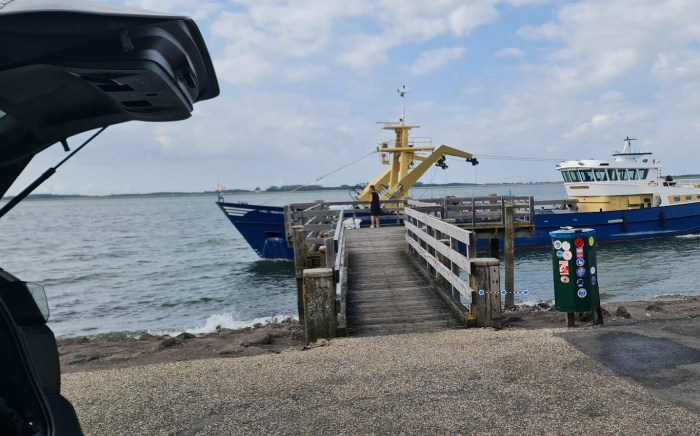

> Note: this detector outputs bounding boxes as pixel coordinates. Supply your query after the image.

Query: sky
[8,0,700,195]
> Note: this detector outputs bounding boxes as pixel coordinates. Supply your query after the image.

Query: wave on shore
[148,312,298,337]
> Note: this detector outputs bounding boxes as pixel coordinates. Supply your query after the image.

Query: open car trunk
[0,1,219,434]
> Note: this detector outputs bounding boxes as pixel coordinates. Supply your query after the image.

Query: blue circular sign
[523,290,529,296]
[576,278,584,287]
[556,250,564,259]
[479,290,485,295]
[577,288,587,298]
[575,258,585,267]
[501,290,507,296]
[591,276,596,285]
[576,267,586,277]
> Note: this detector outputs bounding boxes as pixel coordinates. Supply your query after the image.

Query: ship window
[608,169,618,181]
[639,169,649,179]
[674,196,681,202]
[686,195,692,200]
[697,195,700,200]
[580,170,594,182]
[562,171,571,182]
[618,169,628,180]
[594,169,608,181]
[629,169,638,180]
[568,170,580,182]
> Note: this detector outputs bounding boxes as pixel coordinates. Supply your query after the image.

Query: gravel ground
[62,328,700,435]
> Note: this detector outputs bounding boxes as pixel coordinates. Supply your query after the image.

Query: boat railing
[674,178,700,189]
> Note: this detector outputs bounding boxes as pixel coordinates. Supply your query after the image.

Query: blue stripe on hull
[218,201,700,259]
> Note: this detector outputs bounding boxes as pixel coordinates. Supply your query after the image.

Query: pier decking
[345,227,459,336]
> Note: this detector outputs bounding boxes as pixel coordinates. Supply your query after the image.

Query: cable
[472,154,564,162]
[263,150,378,205]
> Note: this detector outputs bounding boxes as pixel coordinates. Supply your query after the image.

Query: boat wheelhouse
[557,137,700,212]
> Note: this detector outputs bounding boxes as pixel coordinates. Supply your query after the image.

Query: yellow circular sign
[588,236,595,246]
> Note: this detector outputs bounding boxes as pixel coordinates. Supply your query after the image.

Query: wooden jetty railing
[289,207,349,343]
[404,207,501,328]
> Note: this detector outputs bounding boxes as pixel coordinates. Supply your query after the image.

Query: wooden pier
[287,196,537,343]
[345,227,459,336]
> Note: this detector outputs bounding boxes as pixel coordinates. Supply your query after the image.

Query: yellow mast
[358,87,478,202]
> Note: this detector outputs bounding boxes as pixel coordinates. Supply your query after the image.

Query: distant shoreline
[4,181,564,201]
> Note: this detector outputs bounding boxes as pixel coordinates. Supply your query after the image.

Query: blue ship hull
[217,201,700,260]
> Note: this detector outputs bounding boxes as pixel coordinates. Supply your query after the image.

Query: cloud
[495,48,525,58]
[562,111,650,140]
[409,47,466,75]
[516,22,565,41]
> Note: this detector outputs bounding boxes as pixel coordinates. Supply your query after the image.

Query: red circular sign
[574,238,584,248]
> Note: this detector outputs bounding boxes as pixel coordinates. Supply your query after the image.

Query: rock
[316,338,328,347]
[241,331,272,347]
[70,353,99,364]
[176,332,196,340]
[138,333,160,341]
[616,306,631,318]
[646,304,663,312]
[218,346,243,355]
[537,302,550,310]
[159,336,181,348]
[253,323,263,329]
[601,308,611,316]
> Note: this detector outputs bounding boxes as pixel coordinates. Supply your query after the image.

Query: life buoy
[648,180,657,187]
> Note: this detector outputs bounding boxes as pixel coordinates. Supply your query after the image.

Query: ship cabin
[556,139,700,212]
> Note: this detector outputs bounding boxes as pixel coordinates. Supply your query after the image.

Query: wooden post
[469,258,502,328]
[504,204,515,310]
[323,237,334,271]
[303,268,336,343]
[292,225,307,323]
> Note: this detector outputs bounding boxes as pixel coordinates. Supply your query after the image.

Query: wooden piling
[292,225,307,323]
[470,258,502,328]
[504,204,515,310]
[303,268,336,343]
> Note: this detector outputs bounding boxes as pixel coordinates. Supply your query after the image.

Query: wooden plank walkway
[345,226,460,336]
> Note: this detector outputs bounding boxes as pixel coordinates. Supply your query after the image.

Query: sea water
[0,184,697,337]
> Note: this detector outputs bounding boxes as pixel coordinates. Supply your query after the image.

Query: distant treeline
[7,181,566,200]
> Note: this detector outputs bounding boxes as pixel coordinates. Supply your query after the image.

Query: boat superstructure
[557,137,700,212]
[357,87,478,204]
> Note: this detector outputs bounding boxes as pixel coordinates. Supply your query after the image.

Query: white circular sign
[563,251,572,261]
[553,240,562,250]
[562,241,571,251]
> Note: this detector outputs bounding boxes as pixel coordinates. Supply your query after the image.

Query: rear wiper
[0,127,107,220]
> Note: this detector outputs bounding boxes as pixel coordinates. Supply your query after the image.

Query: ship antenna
[623,136,636,154]
[398,85,409,125]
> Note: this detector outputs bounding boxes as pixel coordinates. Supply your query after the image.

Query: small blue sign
[575,258,585,267]
[576,267,586,277]
[523,290,529,296]
[479,290,485,295]
[501,290,507,296]
[577,288,587,298]
[576,279,584,287]
[556,250,564,259]
[591,276,596,285]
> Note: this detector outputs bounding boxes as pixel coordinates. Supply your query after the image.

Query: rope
[263,150,378,205]
[474,154,564,162]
